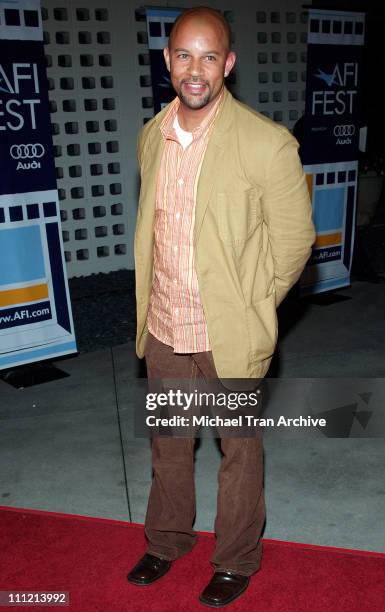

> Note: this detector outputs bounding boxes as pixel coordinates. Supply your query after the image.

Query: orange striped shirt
[147,92,223,353]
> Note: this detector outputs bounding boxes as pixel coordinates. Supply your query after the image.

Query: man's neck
[176,89,223,132]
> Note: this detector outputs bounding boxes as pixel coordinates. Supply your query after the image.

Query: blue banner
[0,0,76,369]
[300,9,365,295]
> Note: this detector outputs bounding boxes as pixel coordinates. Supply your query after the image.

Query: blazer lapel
[194,88,233,245]
[194,139,224,245]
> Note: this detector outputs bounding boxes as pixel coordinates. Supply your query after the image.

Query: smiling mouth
[182,81,208,93]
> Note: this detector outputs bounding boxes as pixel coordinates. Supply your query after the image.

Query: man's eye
[206,55,216,61]
[178,53,188,59]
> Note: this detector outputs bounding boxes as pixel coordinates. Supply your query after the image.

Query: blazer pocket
[217,188,262,245]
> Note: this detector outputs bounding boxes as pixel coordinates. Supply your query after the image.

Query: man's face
[163,17,236,112]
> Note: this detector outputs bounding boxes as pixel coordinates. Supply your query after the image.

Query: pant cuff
[212,565,261,577]
[147,541,197,562]
[146,550,175,562]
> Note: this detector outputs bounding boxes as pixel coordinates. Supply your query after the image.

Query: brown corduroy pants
[144,332,266,576]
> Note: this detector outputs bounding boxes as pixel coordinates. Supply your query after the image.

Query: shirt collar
[160,87,224,142]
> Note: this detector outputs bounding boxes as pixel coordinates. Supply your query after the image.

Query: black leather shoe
[127,553,172,586]
[199,571,250,607]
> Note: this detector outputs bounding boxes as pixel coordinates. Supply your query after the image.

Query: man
[127,6,315,607]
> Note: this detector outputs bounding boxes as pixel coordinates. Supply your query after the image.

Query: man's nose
[188,57,203,76]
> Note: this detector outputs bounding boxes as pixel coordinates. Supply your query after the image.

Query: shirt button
[177,178,184,186]
[173,279,178,284]
[175,308,179,315]
[173,245,178,252]
[176,212,180,219]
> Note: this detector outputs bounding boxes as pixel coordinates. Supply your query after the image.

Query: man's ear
[163,47,170,72]
[224,51,237,77]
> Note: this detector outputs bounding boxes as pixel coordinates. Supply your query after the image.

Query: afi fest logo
[0,62,44,169]
[10,143,45,171]
[312,62,358,145]
[0,63,40,129]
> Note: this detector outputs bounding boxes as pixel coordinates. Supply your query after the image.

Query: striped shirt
[147,91,223,353]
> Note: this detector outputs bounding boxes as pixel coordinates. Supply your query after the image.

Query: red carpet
[0,506,384,611]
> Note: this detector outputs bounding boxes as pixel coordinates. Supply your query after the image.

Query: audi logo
[333,125,355,137]
[10,144,45,159]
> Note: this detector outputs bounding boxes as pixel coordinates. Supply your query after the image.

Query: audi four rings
[10,144,45,159]
[333,125,355,137]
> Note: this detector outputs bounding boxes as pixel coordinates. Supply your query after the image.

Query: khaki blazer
[135,88,315,379]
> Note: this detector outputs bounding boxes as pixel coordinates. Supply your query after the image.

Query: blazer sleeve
[262,130,316,307]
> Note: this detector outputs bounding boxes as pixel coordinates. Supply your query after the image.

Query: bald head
[169,7,232,54]
[163,6,236,122]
